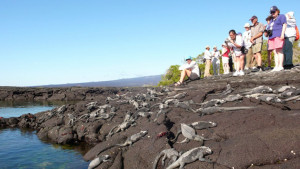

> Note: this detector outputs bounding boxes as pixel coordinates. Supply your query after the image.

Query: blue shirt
[269,14,287,39]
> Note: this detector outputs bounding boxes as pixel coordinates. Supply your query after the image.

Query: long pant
[229,56,233,72]
[212,58,220,75]
[204,59,211,77]
[283,36,295,66]
[245,47,257,68]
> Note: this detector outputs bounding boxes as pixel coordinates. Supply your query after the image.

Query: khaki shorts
[189,73,199,80]
[252,42,262,54]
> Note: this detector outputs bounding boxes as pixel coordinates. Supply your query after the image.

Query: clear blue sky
[1,0,299,86]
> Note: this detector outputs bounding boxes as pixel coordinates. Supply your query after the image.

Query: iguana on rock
[152,148,180,169]
[166,146,212,169]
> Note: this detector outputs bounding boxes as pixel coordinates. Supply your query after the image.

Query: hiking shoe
[264,66,273,70]
[251,67,259,72]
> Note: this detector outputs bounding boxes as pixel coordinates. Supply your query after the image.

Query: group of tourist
[174,5,298,86]
[203,6,298,77]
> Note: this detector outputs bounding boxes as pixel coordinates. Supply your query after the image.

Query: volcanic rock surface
[1,66,300,169]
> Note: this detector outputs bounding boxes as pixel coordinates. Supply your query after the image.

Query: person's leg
[240,55,245,70]
[277,48,284,69]
[267,50,272,67]
[283,37,295,67]
[204,60,211,77]
[217,63,220,75]
[272,49,279,71]
[245,48,252,69]
[212,59,217,75]
[256,52,262,68]
[179,69,191,83]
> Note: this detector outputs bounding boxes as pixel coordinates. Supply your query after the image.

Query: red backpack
[296,25,299,41]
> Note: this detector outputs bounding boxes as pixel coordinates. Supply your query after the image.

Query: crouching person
[175,56,200,86]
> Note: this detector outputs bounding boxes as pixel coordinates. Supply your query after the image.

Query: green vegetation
[158,40,300,86]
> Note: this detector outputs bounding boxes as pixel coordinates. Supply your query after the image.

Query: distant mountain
[38,75,162,88]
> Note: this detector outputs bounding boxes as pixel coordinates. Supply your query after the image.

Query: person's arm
[230,38,242,48]
[184,61,196,69]
[281,23,287,39]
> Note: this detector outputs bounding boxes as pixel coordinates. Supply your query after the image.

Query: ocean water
[0,103,89,169]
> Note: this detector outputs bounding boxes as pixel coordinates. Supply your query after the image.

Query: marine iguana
[171,121,216,143]
[196,106,256,115]
[88,155,110,169]
[152,148,180,169]
[117,130,148,147]
[178,123,210,144]
[166,146,212,169]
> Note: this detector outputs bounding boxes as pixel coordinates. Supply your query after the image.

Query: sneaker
[264,66,273,71]
[271,67,278,72]
[277,67,284,71]
[233,71,239,76]
[244,67,249,70]
[239,71,245,76]
[251,67,259,72]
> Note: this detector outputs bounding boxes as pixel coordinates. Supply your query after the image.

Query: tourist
[204,46,212,77]
[267,6,287,72]
[249,15,265,71]
[221,43,230,74]
[227,30,245,76]
[283,11,297,69]
[212,46,221,75]
[264,15,274,70]
[243,23,256,70]
[175,56,200,86]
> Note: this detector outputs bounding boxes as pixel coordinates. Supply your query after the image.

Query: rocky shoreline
[1,66,300,169]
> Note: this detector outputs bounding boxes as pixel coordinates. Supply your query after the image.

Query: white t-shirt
[211,50,220,60]
[243,30,252,49]
[204,50,212,59]
[227,35,243,56]
[285,12,296,38]
[179,61,200,77]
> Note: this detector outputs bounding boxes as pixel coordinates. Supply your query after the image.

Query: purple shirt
[269,14,287,39]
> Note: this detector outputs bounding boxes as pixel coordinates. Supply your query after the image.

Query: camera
[224,38,231,44]
[264,29,273,37]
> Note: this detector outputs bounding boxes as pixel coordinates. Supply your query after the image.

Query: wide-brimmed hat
[222,43,226,46]
[205,45,210,49]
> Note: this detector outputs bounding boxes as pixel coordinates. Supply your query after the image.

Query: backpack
[296,25,299,41]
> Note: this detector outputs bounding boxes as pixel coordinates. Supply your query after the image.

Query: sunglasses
[270,11,276,14]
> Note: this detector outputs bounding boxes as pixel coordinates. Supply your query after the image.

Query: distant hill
[38,75,162,88]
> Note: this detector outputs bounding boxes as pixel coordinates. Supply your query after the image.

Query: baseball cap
[249,15,257,21]
[185,56,192,61]
[244,23,251,27]
[270,6,278,13]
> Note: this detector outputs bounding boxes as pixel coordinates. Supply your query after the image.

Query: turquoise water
[0,103,89,169]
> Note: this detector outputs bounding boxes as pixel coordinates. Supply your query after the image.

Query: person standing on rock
[211,46,221,75]
[204,46,212,77]
[283,11,296,69]
[249,15,265,72]
[221,43,230,74]
[227,30,245,76]
[243,23,256,70]
[267,6,287,72]
[264,15,274,70]
[174,56,200,86]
